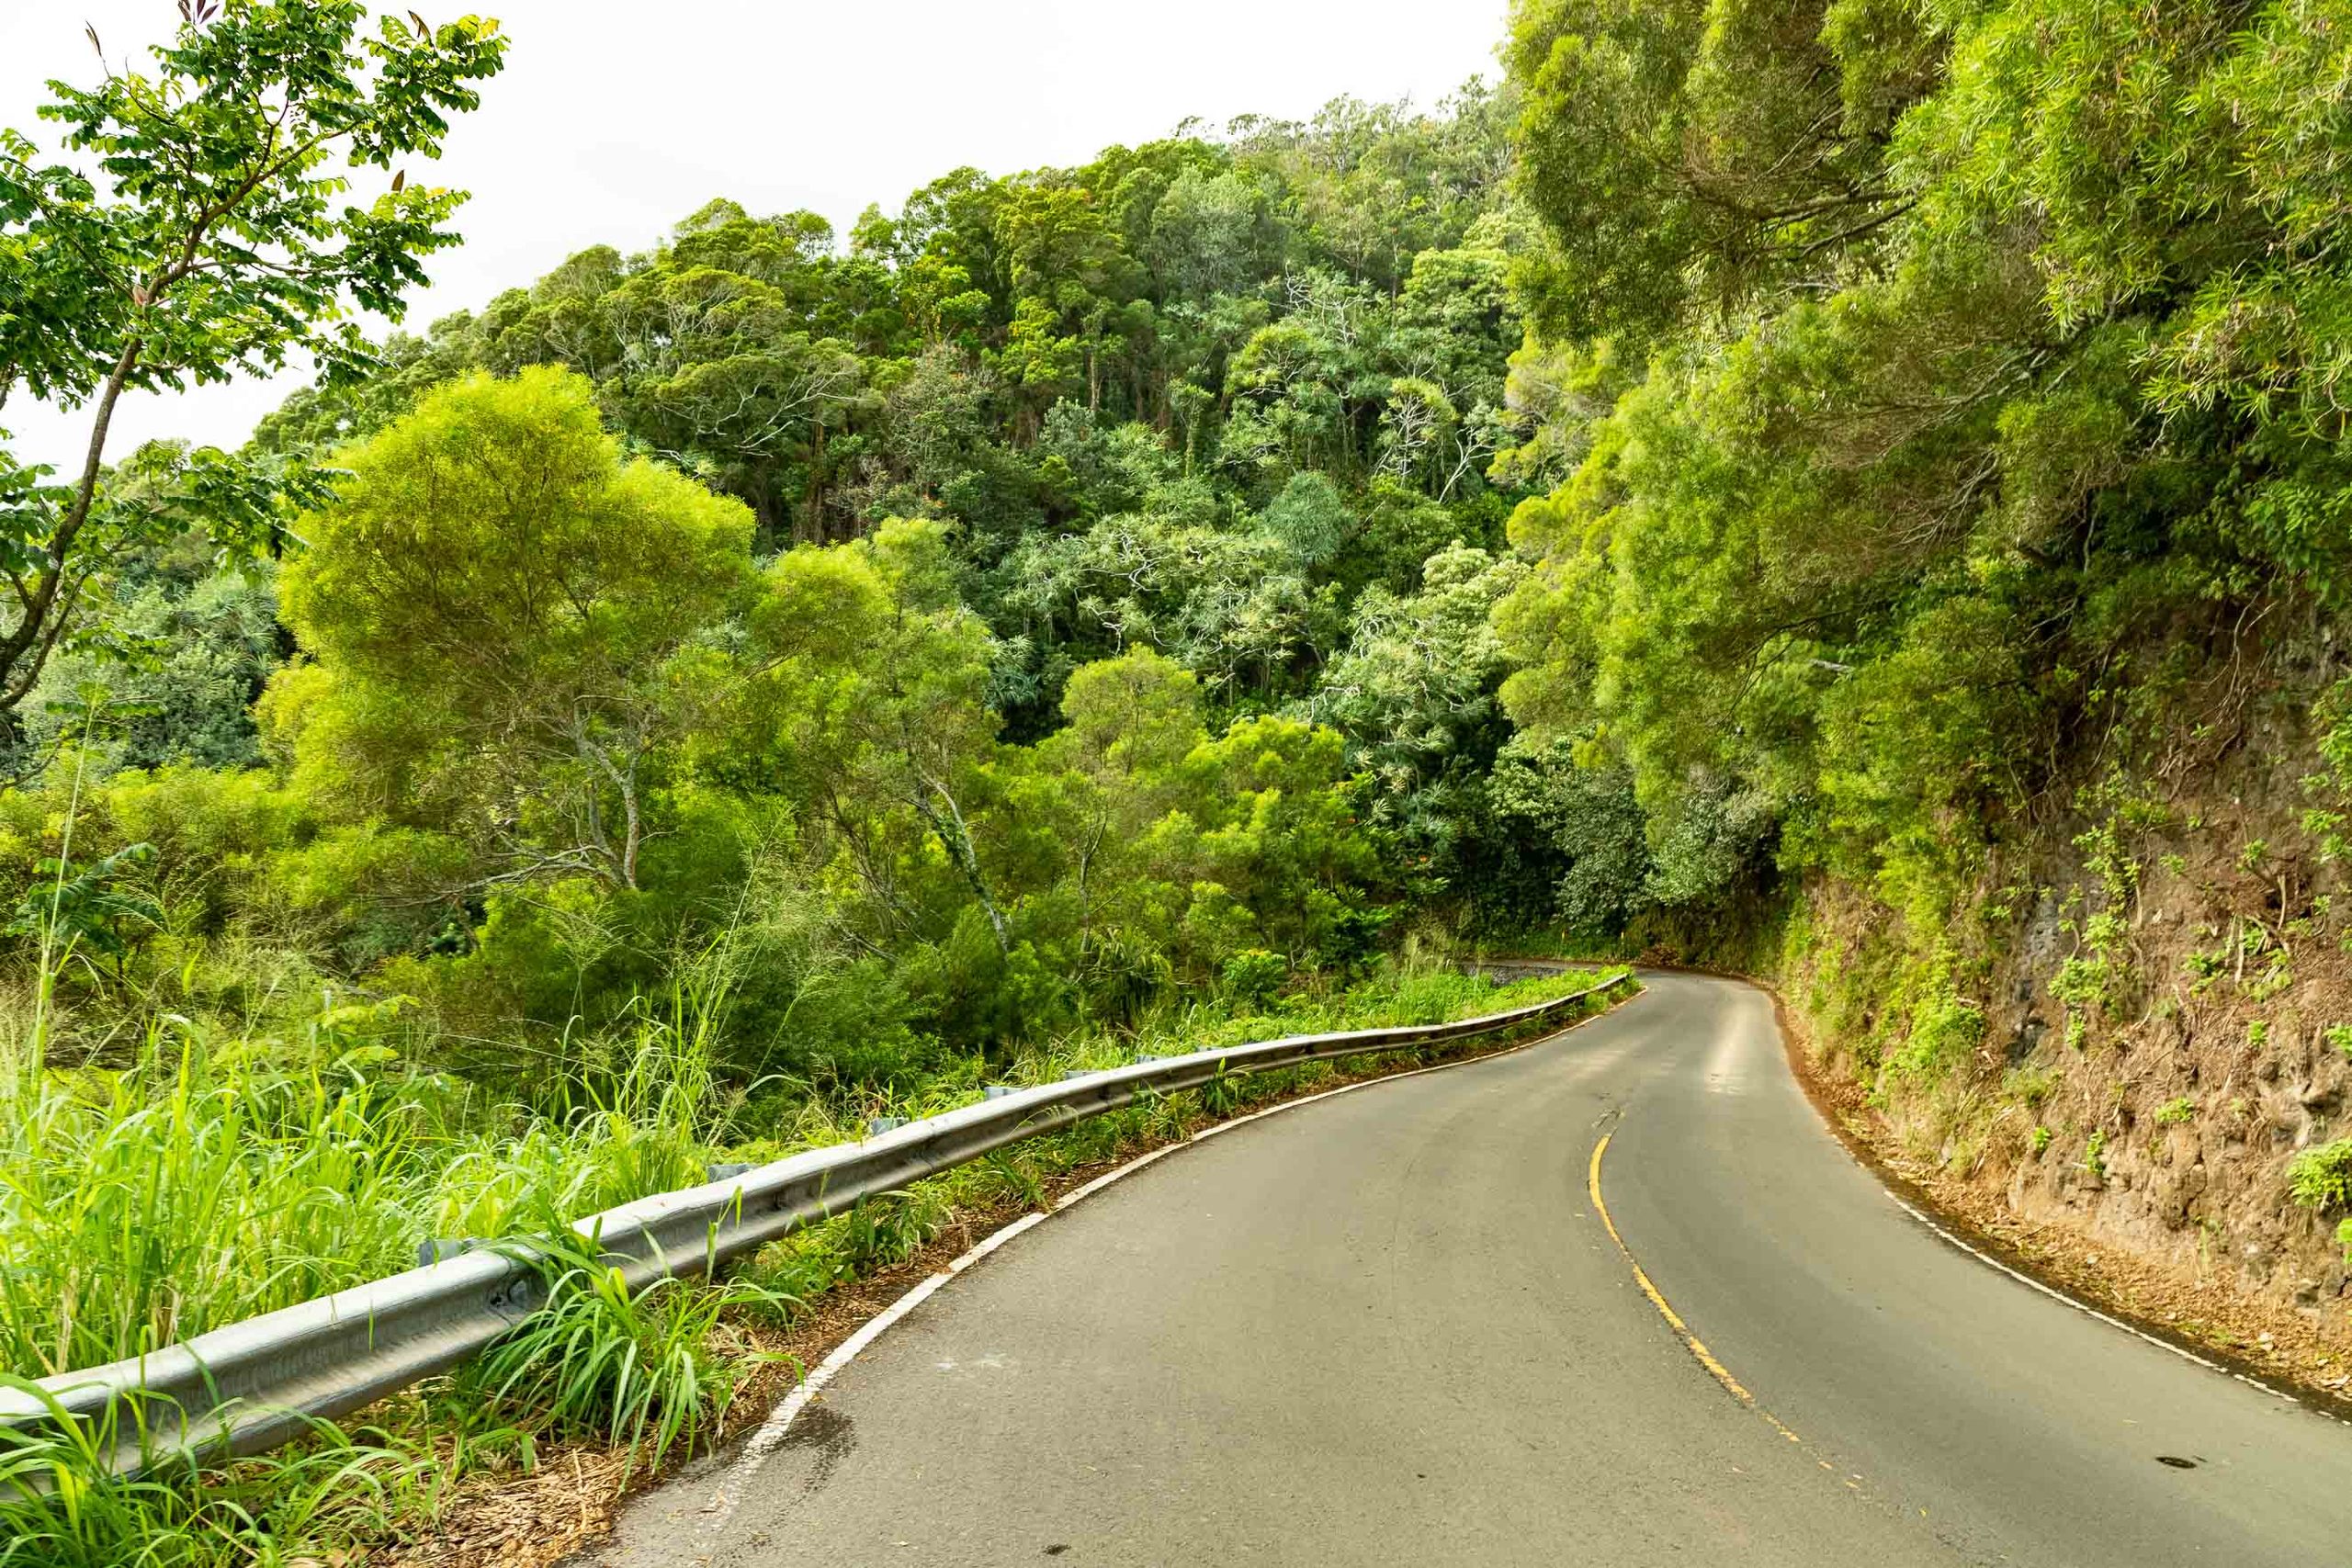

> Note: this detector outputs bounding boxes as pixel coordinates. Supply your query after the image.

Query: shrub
[1884,987,1984,1088]
[1219,948,1289,1009]
[2002,1065,2057,1108]
[2287,1140,2352,1212]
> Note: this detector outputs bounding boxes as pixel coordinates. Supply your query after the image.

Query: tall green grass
[457,1230,788,1482]
[1,959,1612,1382]
[0,994,729,1382]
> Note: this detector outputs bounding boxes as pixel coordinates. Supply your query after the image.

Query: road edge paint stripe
[1746,967,2351,1427]
[695,987,1645,1531]
[1588,1132,1802,1444]
[1874,1189,2333,1416]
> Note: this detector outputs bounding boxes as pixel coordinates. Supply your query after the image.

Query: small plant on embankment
[2287,1140,2352,1213]
[458,1234,790,1481]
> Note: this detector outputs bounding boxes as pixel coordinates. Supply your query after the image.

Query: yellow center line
[1589,1132,1802,1444]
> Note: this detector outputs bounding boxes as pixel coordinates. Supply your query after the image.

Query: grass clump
[458,1232,787,1481]
[0,1377,434,1568]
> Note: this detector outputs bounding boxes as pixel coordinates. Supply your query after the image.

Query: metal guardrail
[3,968,1630,1471]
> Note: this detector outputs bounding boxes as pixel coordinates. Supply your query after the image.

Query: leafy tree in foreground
[276,367,755,892]
[0,0,504,735]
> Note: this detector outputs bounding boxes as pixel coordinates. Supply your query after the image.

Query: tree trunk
[913,775,1009,953]
[806,421,828,542]
[0,338,142,713]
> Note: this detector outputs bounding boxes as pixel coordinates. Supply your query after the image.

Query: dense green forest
[1495,0,2352,1354]
[1500,0,2352,941]
[6,0,2352,1559]
[7,71,1591,1091]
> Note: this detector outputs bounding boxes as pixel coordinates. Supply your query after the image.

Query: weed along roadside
[0,965,1634,1565]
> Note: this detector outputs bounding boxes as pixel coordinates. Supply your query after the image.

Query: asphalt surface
[589,973,2352,1566]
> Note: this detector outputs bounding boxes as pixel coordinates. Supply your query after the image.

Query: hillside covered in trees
[13,82,1605,1089]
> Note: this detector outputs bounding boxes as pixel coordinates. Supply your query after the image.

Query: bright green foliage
[463,1235,781,1481]
[277,367,755,892]
[0,1,504,736]
[0,997,733,1381]
[0,1374,427,1568]
[1884,983,1986,1089]
[2288,1139,2352,1213]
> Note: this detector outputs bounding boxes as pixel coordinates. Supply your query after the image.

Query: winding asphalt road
[589,972,2352,1566]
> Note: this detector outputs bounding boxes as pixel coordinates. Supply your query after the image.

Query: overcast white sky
[1,0,1509,471]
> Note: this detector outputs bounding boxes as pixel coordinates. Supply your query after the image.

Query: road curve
[588,973,2352,1566]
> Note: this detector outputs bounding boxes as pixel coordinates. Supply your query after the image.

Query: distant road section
[591,973,2352,1566]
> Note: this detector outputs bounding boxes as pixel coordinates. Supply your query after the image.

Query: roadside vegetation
[1491,0,2352,1340]
[0,962,1617,1565]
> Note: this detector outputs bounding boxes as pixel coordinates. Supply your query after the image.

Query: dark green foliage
[6,842,159,964]
[1490,743,1652,938]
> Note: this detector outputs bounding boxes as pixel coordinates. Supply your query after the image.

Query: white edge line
[1862,1152,2342,1419]
[1774,988,2348,1426]
[695,982,1644,1529]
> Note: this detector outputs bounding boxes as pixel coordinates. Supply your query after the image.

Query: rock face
[1781,737,2352,1329]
